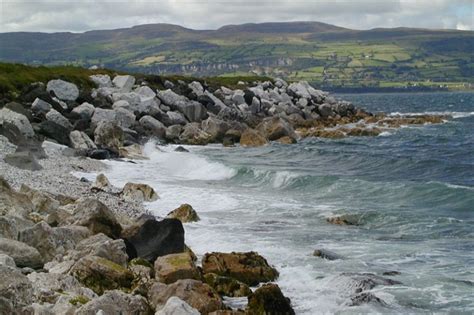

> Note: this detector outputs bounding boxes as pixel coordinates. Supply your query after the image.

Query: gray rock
[46,109,73,131]
[179,123,211,145]
[203,90,227,114]
[275,78,288,89]
[91,108,116,127]
[69,131,97,150]
[157,89,187,108]
[188,81,204,96]
[72,102,95,120]
[250,97,261,114]
[0,265,33,310]
[114,107,136,129]
[0,108,35,138]
[179,101,208,122]
[75,290,151,315]
[0,237,44,269]
[46,79,79,101]
[112,92,142,107]
[134,85,156,99]
[313,249,344,260]
[231,90,246,105]
[155,296,200,315]
[139,115,166,138]
[167,111,188,126]
[256,117,297,141]
[69,233,128,266]
[90,74,112,88]
[318,104,334,118]
[112,99,133,112]
[165,125,183,142]
[112,75,136,92]
[0,254,15,267]
[4,151,42,171]
[0,215,33,239]
[201,116,229,142]
[288,82,311,99]
[164,80,174,89]
[94,121,124,152]
[31,98,52,114]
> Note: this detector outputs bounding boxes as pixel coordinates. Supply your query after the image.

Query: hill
[0,22,473,91]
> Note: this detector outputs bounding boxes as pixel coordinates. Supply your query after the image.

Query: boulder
[202,252,278,286]
[135,85,157,98]
[188,81,204,96]
[139,115,167,138]
[91,173,111,191]
[112,99,133,112]
[38,120,72,146]
[256,117,296,141]
[165,125,183,142]
[326,214,360,226]
[70,255,133,295]
[203,273,252,297]
[4,151,42,171]
[0,237,44,269]
[247,283,295,315]
[123,218,185,263]
[0,254,15,267]
[112,91,142,107]
[114,107,136,129]
[148,279,223,314]
[91,108,116,127]
[121,182,159,203]
[155,252,201,284]
[167,111,188,126]
[179,123,212,145]
[119,144,147,160]
[239,129,268,147]
[276,136,297,144]
[0,265,33,310]
[0,108,34,138]
[309,129,346,139]
[75,289,151,314]
[69,233,129,266]
[19,222,90,262]
[60,198,122,239]
[45,109,73,130]
[157,89,188,108]
[112,75,136,92]
[0,177,34,218]
[166,204,200,223]
[201,117,230,142]
[179,101,208,123]
[93,121,124,152]
[313,249,344,260]
[155,296,200,315]
[318,104,335,118]
[46,79,79,101]
[69,130,97,150]
[90,74,112,88]
[0,215,33,239]
[31,98,52,114]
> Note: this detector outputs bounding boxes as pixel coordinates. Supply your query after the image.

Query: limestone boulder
[239,129,268,147]
[69,130,97,150]
[90,74,112,88]
[256,117,296,141]
[203,273,252,297]
[45,109,73,131]
[75,290,151,315]
[70,233,128,266]
[139,115,167,138]
[179,123,212,145]
[112,75,136,92]
[0,108,35,138]
[31,98,52,115]
[121,182,159,203]
[0,237,44,269]
[0,265,33,311]
[46,79,79,101]
[93,121,124,152]
[154,252,201,284]
[247,283,295,315]
[155,296,200,315]
[0,177,34,218]
[166,204,200,223]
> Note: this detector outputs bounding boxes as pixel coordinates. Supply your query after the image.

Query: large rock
[71,102,95,119]
[31,98,53,114]
[148,279,223,314]
[38,120,71,146]
[179,123,211,145]
[167,111,188,126]
[0,265,33,311]
[0,253,15,267]
[19,222,91,262]
[91,108,116,127]
[247,283,295,315]
[114,107,136,128]
[123,218,185,263]
[166,204,200,223]
[256,117,296,141]
[239,129,268,147]
[203,273,252,297]
[0,215,33,239]
[0,108,34,138]
[60,198,122,239]
[75,290,151,315]
[154,252,201,284]
[19,184,59,215]
[0,177,34,218]
[93,121,124,152]
[69,130,97,150]
[46,79,79,101]
[139,115,167,138]
[71,255,133,295]
[4,151,42,171]
[157,89,188,108]
[70,233,129,266]
[201,117,230,142]
[0,237,44,269]
[121,182,159,203]
[112,75,136,92]
[155,296,200,315]
[45,109,73,131]
[202,252,278,286]
[90,74,112,88]
[179,101,208,122]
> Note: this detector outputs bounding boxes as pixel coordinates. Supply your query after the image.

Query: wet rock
[148,279,224,314]
[155,296,200,315]
[75,289,151,315]
[0,108,35,138]
[276,136,297,144]
[203,273,252,297]
[202,252,278,286]
[310,129,346,139]
[0,237,44,269]
[87,149,111,160]
[174,146,189,152]
[123,218,185,263]
[47,79,79,101]
[326,214,360,226]
[346,127,382,137]
[349,292,387,306]
[239,129,268,147]
[382,271,401,276]
[93,120,124,152]
[120,144,147,159]
[166,204,200,223]
[155,252,201,284]
[71,255,133,295]
[313,249,344,260]
[0,265,33,310]
[201,116,230,142]
[69,130,97,150]
[247,283,295,315]
[121,182,159,203]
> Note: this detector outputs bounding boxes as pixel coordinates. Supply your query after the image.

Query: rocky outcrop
[166,204,200,223]
[247,283,295,315]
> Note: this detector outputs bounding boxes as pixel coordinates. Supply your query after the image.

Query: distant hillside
[0,22,473,91]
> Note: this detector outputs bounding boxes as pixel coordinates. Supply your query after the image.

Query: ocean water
[96,92,473,314]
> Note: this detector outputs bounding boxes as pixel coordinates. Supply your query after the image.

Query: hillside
[1,22,473,91]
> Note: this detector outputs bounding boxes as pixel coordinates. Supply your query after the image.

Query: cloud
[0,0,472,33]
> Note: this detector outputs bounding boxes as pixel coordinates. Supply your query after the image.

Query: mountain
[1,22,473,90]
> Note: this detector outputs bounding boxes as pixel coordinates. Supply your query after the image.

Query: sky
[1,0,473,33]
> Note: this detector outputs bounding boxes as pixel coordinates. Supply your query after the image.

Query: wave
[389,111,474,119]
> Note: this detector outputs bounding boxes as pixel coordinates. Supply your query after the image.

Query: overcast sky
[1,0,473,33]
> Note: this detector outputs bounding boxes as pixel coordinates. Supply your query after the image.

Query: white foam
[378,131,393,137]
[389,111,474,119]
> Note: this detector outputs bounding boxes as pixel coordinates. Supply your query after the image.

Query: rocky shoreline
[0,72,449,314]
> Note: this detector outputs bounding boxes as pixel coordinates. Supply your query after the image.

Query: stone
[87,149,111,160]
[239,129,268,147]
[346,127,382,137]
[276,136,297,144]
[148,279,223,314]
[326,214,360,226]
[92,173,111,191]
[157,89,188,108]
[201,117,230,142]
[313,249,344,260]
[165,125,183,142]
[69,130,97,150]
[0,108,34,138]
[70,233,128,266]
[120,144,147,160]
[71,255,134,295]
[0,254,15,267]
[202,252,278,286]
[166,204,200,223]
[203,273,252,297]
[180,101,208,123]
[39,120,72,146]
[167,111,188,126]
[112,92,142,107]
[94,121,124,152]
[349,292,387,306]
[155,296,200,315]
[154,252,201,284]
[60,198,122,239]
[247,283,295,315]
[0,177,34,218]
[179,123,212,145]
[139,115,167,138]
[123,218,185,263]
[309,129,346,139]
[256,117,296,141]
[112,99,133,112]
[112,75,136,92]
[46,79,79,101]
[90,74,112,88]
[91,108,116,127]
[0,237,44,269]
[75,290,151,314]
[188,81,204,96]
[45,109,73,130]
[4,151,42,171]
[0,265,33,310]
[121,182,159,203]
[19,222,91,262]
[114,107,136,129]
[0,215,33,239]
[31,98,53,114]
[318,104,334,118]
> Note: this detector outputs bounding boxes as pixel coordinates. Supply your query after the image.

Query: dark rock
[243,89,256,105]
[5,102,33,121]
[4,151,42,171]
[203,273,252,297]
[247,283,295,315]
[349,292,387,306]
[0,121,26,145]
[87,149,111,160]
[313,249,344,260]
[123,218,185,263]
[382,271,401,276]
[38,120,71,146]
[174,146,189,152]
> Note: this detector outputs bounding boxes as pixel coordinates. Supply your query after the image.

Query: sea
[84,92,474,314]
